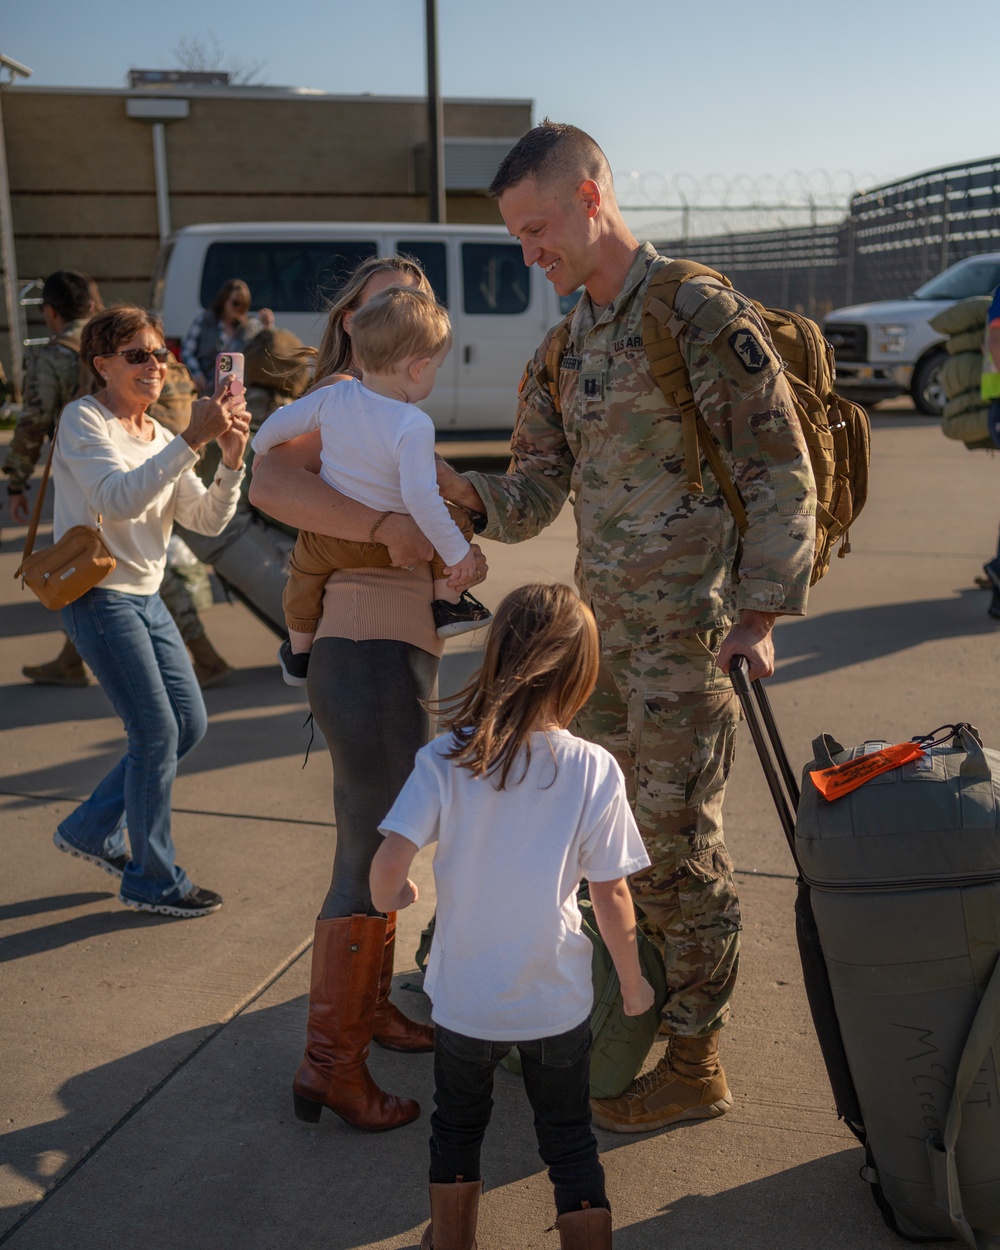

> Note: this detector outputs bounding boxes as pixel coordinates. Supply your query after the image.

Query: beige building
[1,79,531,373]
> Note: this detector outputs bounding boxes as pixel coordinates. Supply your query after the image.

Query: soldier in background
[436,121,817,1136]
[4,271,98,685]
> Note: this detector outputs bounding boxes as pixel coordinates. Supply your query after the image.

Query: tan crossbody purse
[15,414,116,610]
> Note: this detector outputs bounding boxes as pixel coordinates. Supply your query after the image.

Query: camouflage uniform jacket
[465,244,817,652]
[2,318,87,492]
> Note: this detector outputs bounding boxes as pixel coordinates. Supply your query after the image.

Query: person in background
[4,270,99,686]
[371,583,653,1250]
[181,278,274,395]
[52,305,249,917]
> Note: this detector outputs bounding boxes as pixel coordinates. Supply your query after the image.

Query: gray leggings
[307,636,438,919]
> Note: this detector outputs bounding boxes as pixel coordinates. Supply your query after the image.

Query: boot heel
[293,1089,323,1123]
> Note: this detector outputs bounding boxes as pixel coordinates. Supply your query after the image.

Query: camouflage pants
[159,562,213,644]
[574,629,741,1038]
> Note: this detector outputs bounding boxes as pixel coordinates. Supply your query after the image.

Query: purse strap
[16,413,61,573]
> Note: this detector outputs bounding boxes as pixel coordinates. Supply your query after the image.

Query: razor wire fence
[619,157,1000,318]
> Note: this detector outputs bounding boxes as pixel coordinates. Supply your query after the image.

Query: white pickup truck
[823,252,1000,414]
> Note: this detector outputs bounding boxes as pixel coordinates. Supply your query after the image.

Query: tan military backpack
[542,260,871,585]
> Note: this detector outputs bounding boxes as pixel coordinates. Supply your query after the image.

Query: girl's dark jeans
[430,1019,608,1216]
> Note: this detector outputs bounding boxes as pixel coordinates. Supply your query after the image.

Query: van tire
[910,350,948,416]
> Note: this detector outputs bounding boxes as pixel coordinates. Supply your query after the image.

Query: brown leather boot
[590,1031,732,1134]
[292,914,420,1132]
[556,1202,613,1248]
[373,912,435,1053]
[22,635,89,686]
[187,633,233,688]
[419,1178,482,1249]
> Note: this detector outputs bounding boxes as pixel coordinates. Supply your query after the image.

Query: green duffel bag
[940,352,982,402]
[501,884,669,1099]
[929,296,990,339]
[797,724,1000,1246]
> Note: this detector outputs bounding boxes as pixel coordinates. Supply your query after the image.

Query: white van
[150,222,576,432]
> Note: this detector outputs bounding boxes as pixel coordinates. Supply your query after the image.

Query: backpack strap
[539,315,574,415]
[642,262,749,533]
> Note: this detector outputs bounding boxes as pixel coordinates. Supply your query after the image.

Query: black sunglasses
[101,347,172,365]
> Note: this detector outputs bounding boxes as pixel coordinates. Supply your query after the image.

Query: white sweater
[251,379,470,566]
[53,396,244,595]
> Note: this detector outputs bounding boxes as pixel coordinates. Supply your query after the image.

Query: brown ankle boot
[292,914,420,1132]
[420,1178,482,1249]
[187,633,233,688]
[372,912,435,1053]
[556,1202,612,1248]
[23,635,89,686]
[590,1030,732,1133]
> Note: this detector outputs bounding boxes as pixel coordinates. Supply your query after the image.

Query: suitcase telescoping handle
[729,656,801,867]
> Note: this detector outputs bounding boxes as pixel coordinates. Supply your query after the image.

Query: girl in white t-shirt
[371,582,654,1250]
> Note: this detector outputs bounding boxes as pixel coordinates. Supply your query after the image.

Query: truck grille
[823,322,868,363]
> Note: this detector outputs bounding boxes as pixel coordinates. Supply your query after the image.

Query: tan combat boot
[556,1201,612,1248]
[590,1031,732,1133]
[23,635,89,686]
[187,633,233,688]
[420,1178,482,1250]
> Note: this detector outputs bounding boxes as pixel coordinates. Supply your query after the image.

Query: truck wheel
[910,350,948,416]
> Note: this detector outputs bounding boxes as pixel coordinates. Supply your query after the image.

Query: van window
[199,241,379,312]
[397,241,448,307]
[462,243,530,315]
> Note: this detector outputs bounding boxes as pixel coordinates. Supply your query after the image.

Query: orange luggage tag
[809,741,925,801]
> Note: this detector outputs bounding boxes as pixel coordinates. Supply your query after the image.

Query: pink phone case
[215,351,246,396]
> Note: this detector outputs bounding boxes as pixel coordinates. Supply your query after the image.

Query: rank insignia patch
[728,328,768,373]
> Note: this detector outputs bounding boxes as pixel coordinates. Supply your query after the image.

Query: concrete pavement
[1,411,998,1249]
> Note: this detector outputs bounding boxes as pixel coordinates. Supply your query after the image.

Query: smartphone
[215,351,245,397]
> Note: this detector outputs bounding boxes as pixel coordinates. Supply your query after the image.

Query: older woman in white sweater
[52,305,249,918]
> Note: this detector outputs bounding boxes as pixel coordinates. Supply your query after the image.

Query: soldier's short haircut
[82,305,164,387]
[488,119,613,200]
[42,270,94,323]
[349,286,451,375]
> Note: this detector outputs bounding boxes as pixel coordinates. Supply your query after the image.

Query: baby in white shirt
[251,286,491,685]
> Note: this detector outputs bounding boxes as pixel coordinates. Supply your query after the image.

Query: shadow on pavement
[774,588,998,684]
[613,1150,897,1249]
[0,992,579,1249]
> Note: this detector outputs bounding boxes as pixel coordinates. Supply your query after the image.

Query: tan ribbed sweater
[314,565,444,658]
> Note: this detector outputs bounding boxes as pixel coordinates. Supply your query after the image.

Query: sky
[4,0,997,211]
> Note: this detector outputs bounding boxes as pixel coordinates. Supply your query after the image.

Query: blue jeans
[430,1020,608,1216]
[59,588,207,904]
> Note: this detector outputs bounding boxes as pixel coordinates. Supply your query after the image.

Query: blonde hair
[313,256,433,379]
[437,583,600,789]
[350,286,451,375]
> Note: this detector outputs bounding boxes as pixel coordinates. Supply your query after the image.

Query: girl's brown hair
[438,582,600,789]
[313,255,434,380]
[82,305,164,389]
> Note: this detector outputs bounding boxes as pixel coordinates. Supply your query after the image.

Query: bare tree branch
[171,32,266,86]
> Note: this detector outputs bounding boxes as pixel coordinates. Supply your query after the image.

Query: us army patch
[728,328,769,374]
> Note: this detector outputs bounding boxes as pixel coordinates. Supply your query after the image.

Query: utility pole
[0,52,32,396]
[425,0,446,223]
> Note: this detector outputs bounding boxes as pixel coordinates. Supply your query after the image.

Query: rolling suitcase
[730,657,1000,1248]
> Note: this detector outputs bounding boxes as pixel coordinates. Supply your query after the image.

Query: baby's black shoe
[432,592,493,639]
[278,638,310,686]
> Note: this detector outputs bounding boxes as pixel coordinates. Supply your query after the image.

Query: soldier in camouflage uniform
[437,122,817,1135]
[4,272,97,685]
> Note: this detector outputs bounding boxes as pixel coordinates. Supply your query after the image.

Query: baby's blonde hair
[350,286,451,375]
